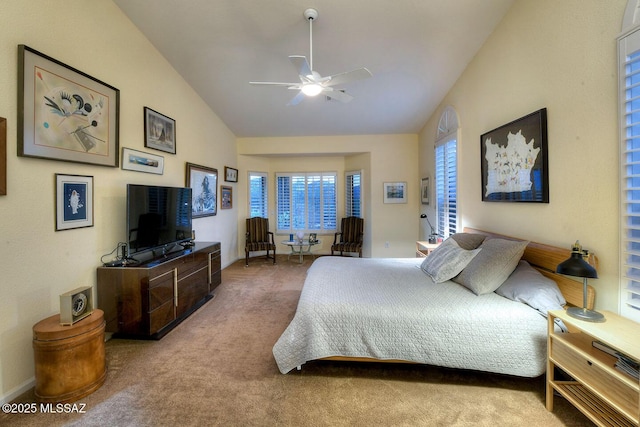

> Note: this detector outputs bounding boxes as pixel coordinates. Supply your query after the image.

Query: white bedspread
[273,257,550,377]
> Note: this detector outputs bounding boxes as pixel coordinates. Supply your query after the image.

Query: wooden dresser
[97,242,221,339]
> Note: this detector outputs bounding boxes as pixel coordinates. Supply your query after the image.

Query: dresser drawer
[149,300,174,334]
[551,336,638,418]
[148,269,175,311]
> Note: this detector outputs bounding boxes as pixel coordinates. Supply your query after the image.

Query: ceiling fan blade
[287,91,306,106]
[289,55,313,79]
[250,81,300,86]
[323,88,353,103]
[324,68,373,87]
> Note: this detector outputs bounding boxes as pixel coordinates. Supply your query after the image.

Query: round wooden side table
[32,309,106,403]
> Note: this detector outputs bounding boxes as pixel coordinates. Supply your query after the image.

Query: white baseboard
[0,377,35,404]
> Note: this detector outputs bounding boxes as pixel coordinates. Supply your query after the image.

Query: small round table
[32,309,106,403]
[282,240,321,263]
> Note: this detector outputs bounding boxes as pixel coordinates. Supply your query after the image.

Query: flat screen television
[126,184,193,257]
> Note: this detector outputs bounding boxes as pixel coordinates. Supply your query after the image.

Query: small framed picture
[186,162,218,218]
[121,147,164,175]
[144,107,176,154]
[383,182,407,204]
[220,185,232,209]
[55,174,93,231]
[309,233,318,243]
[224,166,238,182]
[421,177,429,205]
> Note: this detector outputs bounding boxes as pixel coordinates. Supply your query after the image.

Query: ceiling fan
[250,8,372,106]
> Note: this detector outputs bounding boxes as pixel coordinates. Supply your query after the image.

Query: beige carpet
[2,255,593,426]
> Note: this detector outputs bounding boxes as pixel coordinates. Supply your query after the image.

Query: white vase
[296,231,305,243]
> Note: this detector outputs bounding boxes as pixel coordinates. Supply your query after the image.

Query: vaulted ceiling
[113,0,515,138]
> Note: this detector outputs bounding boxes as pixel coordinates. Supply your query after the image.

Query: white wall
[0,0,238,402]
[419,0,626,313]
[237,135,419,258]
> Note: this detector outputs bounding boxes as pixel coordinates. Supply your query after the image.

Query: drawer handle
[587,361,593,366]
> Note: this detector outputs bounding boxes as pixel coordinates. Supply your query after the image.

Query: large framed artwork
[480,108,548,203]
[18,45,119,167]
[144,107,176,154]
[383,182,407,204]
[186,162,218,218]
[55,174,94,231]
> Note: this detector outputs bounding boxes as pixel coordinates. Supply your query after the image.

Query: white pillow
[453,238,528,295]
[495,260,566,316]
[420,238,481,283]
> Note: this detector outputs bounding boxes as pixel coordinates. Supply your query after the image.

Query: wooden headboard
[463,228,595,310]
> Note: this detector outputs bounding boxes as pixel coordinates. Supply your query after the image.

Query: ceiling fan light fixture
[301,83,323,96]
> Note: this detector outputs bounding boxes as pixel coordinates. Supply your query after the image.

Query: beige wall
[419,0,626,313]
[0,0,237,401]
[237,135,419,258]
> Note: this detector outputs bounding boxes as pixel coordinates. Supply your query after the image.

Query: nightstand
[546,309,640,426]
[416,240,440,257]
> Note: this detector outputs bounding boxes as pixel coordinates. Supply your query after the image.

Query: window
[435,107,459,238]
[276,172,337,233]
[345,170,362,217]
[619,26,640,322]
[248,171,268,218]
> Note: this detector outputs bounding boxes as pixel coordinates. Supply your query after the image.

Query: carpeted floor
[2,255,594,426]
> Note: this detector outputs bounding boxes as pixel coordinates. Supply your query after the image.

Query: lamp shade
[556,251,597,279]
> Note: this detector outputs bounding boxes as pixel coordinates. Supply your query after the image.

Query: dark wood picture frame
[480,108,549,203]
[0,117,6,195]
[18,45,119,167]
[224,166,238,182]
[220,185,232,209]
[144,107,176,154]
[186,162,217,218]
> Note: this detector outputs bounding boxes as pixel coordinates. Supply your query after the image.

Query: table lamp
[556,241,605,322]
[419,214,438,244]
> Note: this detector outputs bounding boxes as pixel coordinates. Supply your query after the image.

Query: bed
[272,228,595,377]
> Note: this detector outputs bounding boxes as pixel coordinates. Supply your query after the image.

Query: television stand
[97,242,221,339]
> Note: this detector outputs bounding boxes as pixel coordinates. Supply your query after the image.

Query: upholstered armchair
[331,216,364,257]
[245,217,276,266]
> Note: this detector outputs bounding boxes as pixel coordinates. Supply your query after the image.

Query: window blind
[620,29,640,320]
[435,138,457,238]
[345,171,362,218]
[248,172,268,218]
[276,172,337,233]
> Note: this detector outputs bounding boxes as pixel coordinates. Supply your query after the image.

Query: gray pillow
[421,237,481,283]
[450,233,486,250]
[452,238,528,295]
[496,260,566,316]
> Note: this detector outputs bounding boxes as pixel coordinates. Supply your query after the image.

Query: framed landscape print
[18,45,119,167]
[121,147,164,175]
[383,182,407,204]
[55,174,94,231]
[186,162,217,218]
[480,108,548,203]
[144,107,176,154]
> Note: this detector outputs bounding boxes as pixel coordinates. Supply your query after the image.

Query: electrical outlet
[384,241,389,248]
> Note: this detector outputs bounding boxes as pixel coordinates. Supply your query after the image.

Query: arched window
[435,107,459,238]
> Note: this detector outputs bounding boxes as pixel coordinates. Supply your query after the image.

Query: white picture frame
[383,181,407,204]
